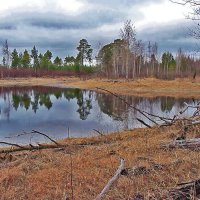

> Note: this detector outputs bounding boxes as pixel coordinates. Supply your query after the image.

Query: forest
[1,20,199,80]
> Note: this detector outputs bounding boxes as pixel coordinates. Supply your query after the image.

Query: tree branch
[95,159,125,200]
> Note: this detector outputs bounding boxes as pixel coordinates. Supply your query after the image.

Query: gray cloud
[83,0,165,7]
[0,0,197,59]
[138,20,197,53]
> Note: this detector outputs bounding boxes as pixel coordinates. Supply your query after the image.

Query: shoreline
[0,76,199,98]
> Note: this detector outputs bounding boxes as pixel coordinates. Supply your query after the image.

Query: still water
[0,86,197,144]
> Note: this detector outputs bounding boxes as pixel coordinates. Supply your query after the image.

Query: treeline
[1,20,200,79]
[97,20,200,79]
[1,39,94,74]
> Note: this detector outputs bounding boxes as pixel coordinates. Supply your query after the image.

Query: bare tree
[170,0,200,38]
[120,20,136,79]
[135,40,145,77]
[170,0,200,5]
[2,39,10,67]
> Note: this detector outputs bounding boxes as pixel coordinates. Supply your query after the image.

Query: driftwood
[95,159,125,200]
[168,179,200,200]
[0,144,68,154]
[0,130,64,153]
[161,138,200,149]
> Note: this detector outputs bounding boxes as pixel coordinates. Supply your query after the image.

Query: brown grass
[0,76,200,98]
[0,77,200,199]
[0,126,200,199]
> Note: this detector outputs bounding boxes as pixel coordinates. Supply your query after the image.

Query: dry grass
[0,76,200,98]
[0,126,200,199]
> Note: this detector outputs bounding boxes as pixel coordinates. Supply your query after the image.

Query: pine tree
[11,49,20,68]
[76,39,93,66]
[21,49,31,68]
[54,56,62,66]
[31,46,39,70]
[64,56,75,65]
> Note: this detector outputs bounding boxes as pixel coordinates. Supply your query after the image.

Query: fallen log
[168,178,200,200]
[161,138,200,149]
[95,159,125,200]
[0,144,68,154]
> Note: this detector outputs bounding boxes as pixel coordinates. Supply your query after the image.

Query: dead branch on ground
[95,159,125,200]
[161,138,200,149]
[167,178,200,199]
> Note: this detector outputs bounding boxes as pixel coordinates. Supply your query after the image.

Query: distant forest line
[1,20,199,79]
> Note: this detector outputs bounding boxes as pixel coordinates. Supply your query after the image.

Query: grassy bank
[1,126,200,199]
[0,76,199,98]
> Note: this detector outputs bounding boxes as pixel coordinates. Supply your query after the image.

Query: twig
[5,130,60,146]
[95,159,125,200]
[136,118,152,128]
[0,141,25,149]
[93,129,105,136]
[5,131,32,139]
[31,130,59,145]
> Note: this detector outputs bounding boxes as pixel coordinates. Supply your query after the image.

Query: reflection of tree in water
[22,94,31,110]
[160,97,196,113]
[76,90,93,120]
[63,88,93,120]
[96,94,198,127]
[10,86,93,120]
[39,94,53,110]
[160,97,175,112]
[54,90,62,99]
[0,85,199,123]
[31,93,39,113]
[63,88,80,101]
[12,94,21,110]
[12,90,53,112]
[97,93,130,121]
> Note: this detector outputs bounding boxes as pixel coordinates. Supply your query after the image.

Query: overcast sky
[0,0,197,58]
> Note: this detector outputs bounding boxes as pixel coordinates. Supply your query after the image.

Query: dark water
[0,86,197,144]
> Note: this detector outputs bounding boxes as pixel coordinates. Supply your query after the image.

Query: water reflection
[1,87,93,120]
[0,86,197,144]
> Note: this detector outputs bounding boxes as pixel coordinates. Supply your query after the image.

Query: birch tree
[2,40,10,67]
[120,20,136,79]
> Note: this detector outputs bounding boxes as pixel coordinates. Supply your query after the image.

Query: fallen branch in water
[0,141,26,149]
[96,87,173,127]
[5,130,60,146]
[95,159,125,200]
[31,130,59,145]
[93,129,105,136]
[136,118,152,128]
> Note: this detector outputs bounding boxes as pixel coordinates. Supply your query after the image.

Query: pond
[0,86,198,144]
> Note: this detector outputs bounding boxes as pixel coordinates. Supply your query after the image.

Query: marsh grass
[0,125,200,199]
